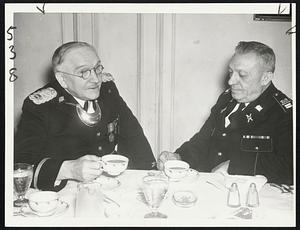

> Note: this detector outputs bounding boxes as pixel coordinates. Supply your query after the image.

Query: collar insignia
[224,88,230,94]
[255,105,263,112]
[246,113,253,123]
[58,96,64,103]
[220,107,227,114]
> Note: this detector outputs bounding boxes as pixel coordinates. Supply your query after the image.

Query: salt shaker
[227,182,241,208]
[246,183,259,208]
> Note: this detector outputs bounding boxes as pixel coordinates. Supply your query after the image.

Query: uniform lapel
[217,98,237,128]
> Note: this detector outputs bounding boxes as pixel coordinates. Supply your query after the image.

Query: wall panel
[14,13,62,129]
[13,13,292,160]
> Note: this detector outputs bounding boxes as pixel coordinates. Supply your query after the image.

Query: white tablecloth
[12,170,295,227]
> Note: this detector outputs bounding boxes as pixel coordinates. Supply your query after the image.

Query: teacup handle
[98,159,106,170]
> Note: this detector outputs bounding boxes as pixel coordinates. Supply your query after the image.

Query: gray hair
[235,41,276,73]
[52,41,96,72]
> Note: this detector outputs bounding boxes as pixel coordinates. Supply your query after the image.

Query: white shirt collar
[72,95,95,113]
[72,95,85,107]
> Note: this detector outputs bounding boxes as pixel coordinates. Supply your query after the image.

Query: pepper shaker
[246,183,259,208]
[227,182,241,208]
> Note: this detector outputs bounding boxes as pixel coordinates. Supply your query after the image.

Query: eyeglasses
[57,64,104,80]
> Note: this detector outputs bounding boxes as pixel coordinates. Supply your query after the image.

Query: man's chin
[86,92,100,100]
[231,92,244,102]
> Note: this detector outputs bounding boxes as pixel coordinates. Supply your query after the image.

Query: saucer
[93,176,121,190]
[104,203,121,218]
[175,169,200,183]
[20,200,69,217]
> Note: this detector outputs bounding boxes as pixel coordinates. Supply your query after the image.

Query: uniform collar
[51,80,78,105]
[50,80,108,127]
[243,82,277,115]
[233,82,278,130]
[72,95,85,108]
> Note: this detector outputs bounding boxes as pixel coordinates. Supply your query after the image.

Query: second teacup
[164,160,190,181]
[101,154,129,176]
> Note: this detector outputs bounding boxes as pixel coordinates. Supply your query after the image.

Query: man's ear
[261,71,274,86]
[55,72,68,89]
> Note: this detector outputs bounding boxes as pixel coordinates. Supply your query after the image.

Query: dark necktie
[228,103,246,128]
[83,101,89,111]
[83,100,95,112]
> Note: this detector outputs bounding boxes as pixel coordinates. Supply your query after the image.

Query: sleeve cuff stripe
[33,157,51,189]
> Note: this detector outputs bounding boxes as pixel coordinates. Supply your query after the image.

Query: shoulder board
[215,88,232,109]
[101,72,114,82]
[29,87,57,105]
[273,92,292,112]
[102,81,117,95]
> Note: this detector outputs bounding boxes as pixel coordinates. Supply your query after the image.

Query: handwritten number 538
[7,26,18,82]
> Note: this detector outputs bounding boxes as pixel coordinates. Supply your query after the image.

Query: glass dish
[172,191,197,208]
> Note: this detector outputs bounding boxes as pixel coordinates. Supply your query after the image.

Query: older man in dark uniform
[15,41,156,191]
[158,41,293,185]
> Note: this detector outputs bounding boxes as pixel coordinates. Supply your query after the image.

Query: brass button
[96,132,101,136]
[222,133,227,137]
[217,152,222,156]
[98,146,102,151]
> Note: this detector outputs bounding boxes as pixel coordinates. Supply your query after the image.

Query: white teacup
[101,154,129,176]
[28,191,59,214]
[164,160,190,181]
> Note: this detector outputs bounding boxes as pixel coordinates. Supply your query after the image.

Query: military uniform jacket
[15,80,156,191]
[176,83,293,184]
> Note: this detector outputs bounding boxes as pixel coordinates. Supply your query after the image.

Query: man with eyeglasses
[157,41,293,185]
[15,41,156,191]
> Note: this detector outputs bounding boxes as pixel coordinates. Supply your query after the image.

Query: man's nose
[89,69,101,83]
[228,72,238,85]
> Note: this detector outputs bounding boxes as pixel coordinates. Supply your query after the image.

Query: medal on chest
[107,117,119,142]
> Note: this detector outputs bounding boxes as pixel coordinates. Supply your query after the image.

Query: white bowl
[101,154,129,176]
[164,160,190,181]
[28,191,59,214]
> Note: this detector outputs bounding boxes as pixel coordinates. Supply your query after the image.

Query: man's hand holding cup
[157,151,181,171]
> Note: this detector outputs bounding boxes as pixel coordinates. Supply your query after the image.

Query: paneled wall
[14,13,292,158]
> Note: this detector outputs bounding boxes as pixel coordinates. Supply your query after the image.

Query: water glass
[13,163,34,207]
[142,175,169,218]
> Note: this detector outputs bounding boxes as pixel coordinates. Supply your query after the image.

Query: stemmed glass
[142,175,169,218]
[13,163,34,207]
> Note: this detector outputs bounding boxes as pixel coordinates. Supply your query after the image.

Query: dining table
[11,169,295,227]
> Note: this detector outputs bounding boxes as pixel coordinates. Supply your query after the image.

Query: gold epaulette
[29,87,57,105]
